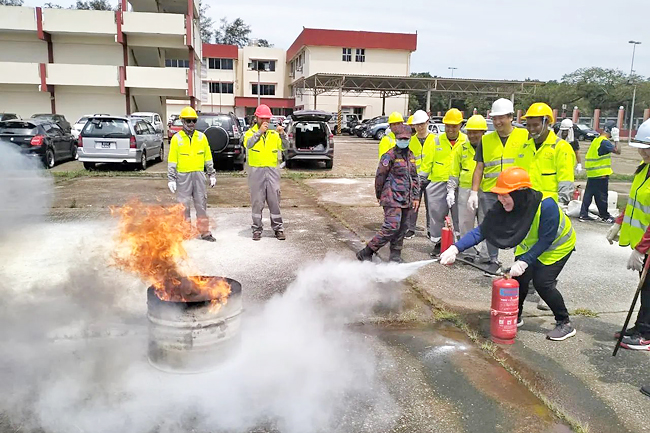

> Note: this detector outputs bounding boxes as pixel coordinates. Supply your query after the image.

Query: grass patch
[572,308,599,318]
[575,172,634,182]
[52,170,167,181]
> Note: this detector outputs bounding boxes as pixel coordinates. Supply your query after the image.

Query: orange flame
[110,199,230,305]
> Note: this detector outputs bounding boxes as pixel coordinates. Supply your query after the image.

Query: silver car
[78,116,164,170]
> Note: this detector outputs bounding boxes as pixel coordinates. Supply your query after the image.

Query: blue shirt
[454,197,560,265]
[598,139,615,156]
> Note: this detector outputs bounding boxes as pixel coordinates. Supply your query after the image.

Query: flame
[110,199,230,305]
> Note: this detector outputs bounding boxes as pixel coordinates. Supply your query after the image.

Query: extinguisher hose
[455,257,508,277]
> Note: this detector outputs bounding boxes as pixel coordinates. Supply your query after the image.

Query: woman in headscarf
[440,166,577,341]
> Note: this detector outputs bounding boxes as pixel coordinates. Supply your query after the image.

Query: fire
[111,199,230,306]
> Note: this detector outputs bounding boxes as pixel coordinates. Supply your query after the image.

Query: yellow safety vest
[168,130,212,173]
[585,136,613,178]
[515,199,576,265]
[450,141,477,189]
[244,124,283,168]
[480,128,529,191]
[515,131,575,201]
[620,164,650,249]
[421,132,468,183]
[378,132,396,158]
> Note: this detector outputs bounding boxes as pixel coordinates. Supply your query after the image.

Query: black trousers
[580,176,610,219]
[515,252,572,323]
[635,256,650,336]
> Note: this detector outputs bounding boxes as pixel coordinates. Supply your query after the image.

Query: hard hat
[388,111,404,124]
[254,104,273,118]
[491,166,532,195]
[559,118,573,130]
[465,114,488,131]
[442,108,463,125]
[406,115,414,125]
[603,121,616,134]
[522,102,554,124]
[179,106,198,119]
[411,109,429,125]
[393,123,412,139]
[631,118,650,149]
[490,98,514,117]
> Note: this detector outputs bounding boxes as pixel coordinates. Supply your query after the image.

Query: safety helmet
[442,108,463,125]
[406,115,414,125]
[388,111,404,124]
[491,166,532,195]
[490,98,514,117]
[603,121,616,134]
[411,109,429,125]
[179,106,198,119]
[254,104,273,118]
[522,102,554,124]
[631,118,650,149]
[559,118,573,130]
[465,114,488,131]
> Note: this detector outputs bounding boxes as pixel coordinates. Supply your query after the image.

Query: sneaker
[517,317,524,328]
[275,230,286,240]
[614,326,638,339]
[537,298,551,311]
[600,216,615,224]
[546,321,576,341]
[641,385,650,398]
[579,215,596,222]
[404,230,415,240]
[483,262,501,277]
[429,243,441,257]
[252,231,262,241]
[200,233,216,242]
[620,334,650,350]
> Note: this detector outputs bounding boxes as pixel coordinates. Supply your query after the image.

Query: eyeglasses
[183,119,197,124]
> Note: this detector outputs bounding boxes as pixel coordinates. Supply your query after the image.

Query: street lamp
[448,67,457,78]
[628,40,641,142]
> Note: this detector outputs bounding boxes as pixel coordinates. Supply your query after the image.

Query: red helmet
[254,104,272,118]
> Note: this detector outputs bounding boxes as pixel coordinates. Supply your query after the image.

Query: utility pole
[628,41,642,143]
[448,67,457,109]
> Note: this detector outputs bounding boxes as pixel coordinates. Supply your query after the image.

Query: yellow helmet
[522,102,554,124]
[179,106,198,119]
[388,111,404,124]
[406,115,414,125]
[465,114,488,131]
[442,108,463,125]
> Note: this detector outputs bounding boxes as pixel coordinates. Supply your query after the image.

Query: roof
[202,43,239,59]
[287,28,417,61]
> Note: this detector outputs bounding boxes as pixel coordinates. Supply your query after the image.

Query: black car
[195,112,245,170]
[31,113,72,134]
[552,121,599,141]
[0,119,77,168]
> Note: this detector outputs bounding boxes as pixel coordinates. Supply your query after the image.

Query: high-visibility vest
[619,164,650,249]
[405,134,428,172]
[378,132,396,158]
[168,130,212,173]
[515,199,576,265]
[413,133,436,177]
[449,141,477,189]
[585,136,613,178]
[244,124,283,168]
[515,131,575,202]
[423,132,468,183]
[480,128,529,192]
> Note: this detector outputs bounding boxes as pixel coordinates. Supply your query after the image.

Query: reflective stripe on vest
[516,134,566,201]
[427,132,467,183]
[453,141,477,189]
[170,131,211,173]
[620,164,650,248]
[480,128,528,192]
[585,136,613,178]
[245,126,283,167]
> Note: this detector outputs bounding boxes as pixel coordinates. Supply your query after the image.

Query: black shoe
[356,246,374,261]
[200,233,216,242]
[517,317,524,328]
[600,216,615,224]
[252,231,262,241]
[579,215,596,222]
[389,249,404,263]
[404,230,415,240]
[429,243,441,257]
[641,385,650,398]
[275,230,286,240]
[483,262,501,277]
[615,326,638,339]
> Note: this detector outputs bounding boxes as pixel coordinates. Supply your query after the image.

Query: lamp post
[628,40,642,142]
[448,67,457,108]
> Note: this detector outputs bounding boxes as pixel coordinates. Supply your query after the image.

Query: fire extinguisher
[490,277,520,344]
[573,185,581,201]
[440,216,454,253]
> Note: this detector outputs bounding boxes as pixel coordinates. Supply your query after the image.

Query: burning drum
[147,276,242,373]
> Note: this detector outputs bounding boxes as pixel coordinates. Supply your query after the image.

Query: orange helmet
[491,166,532,194]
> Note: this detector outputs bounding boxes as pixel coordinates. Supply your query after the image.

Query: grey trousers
[457,187,487,257]
[425,181,458,242]
[477,190,499,262]
[177,171,210,235]
[409,178,430,233]
[248,166,283,232]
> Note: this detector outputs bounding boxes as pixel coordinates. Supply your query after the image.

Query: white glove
[606,223,621,245]
[611,127,620,142]
[446,190,455,208]
[509,260,529,277]
[468,190,479,212]
[627,249,645,272]
[575,163,583,174]
[168,181,176,193]
[439,245,459,265]
[209,176,216,188]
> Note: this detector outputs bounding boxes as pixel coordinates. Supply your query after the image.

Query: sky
[23,0,650,82]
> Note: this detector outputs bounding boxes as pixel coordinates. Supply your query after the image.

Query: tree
[0,0,24,5]
[199,2,215,43]
[214,17,251,48]
[255,39,273,48]
[71,0,114,10]
[44,2,64,8]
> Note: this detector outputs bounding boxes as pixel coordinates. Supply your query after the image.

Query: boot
[389,249,403,263]
[356,246,374,261]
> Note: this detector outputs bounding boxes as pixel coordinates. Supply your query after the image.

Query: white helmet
[490,98,514,117]
[411,110,429,125]
[559,119,573,130]
[631,118,650,149]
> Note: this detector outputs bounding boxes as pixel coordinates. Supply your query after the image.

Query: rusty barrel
[490,277,519,345]
[147,277,242,373]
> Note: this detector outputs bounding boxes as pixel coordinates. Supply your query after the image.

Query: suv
[367,116,390,140]
[195,112,245,170]
[31,113,71,133]
[78,116,164,170]
[283,110,334,169]
[0,119,76,168]
[130,112,164,135]
[328,113,360,134]
[0,113,19,122]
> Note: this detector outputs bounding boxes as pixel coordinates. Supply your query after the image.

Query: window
[251,84,276,96]
[165,59,190,68]
[207,58,234,70]
[355,48,365,62]
[209,82,234,94]
[342,48,351,62]
[249,59,276,71]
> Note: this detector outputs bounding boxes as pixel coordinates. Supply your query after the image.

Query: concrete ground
[1,134,647,432]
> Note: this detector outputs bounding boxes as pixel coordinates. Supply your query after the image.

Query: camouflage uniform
[367,146,420,253]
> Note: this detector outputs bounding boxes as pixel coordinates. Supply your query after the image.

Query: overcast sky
[24,0,650,81]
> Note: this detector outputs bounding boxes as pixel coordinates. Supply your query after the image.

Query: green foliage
[72,0,114,10]
[0,0,24,5]
[199,3,214,43]
[214,17,251,48]
[43,2,63,7]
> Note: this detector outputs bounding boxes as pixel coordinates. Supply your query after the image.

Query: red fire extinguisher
[440,216,454,253]
[490,277,520,344]
[573,185,581,201]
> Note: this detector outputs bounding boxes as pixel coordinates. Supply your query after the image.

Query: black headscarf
[479,188,543,249]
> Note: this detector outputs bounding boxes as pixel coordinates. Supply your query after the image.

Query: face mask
[396,139,409,149]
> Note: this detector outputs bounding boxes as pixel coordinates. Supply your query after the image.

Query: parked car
[78,116,164,170]
[0,113,20,122]
[30,113,71,133]
[327,113,360,134]
[238,116,250,132]
[461,119,496,133]
[0,119,77,168]
[283,110,334,169]
[167,118,183,140]
[367,116,390,140]
[72,114,110,139]
[574,123,599,141]
[195,112,245,170]
[130,112,164,135]
[353,119,371,137]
